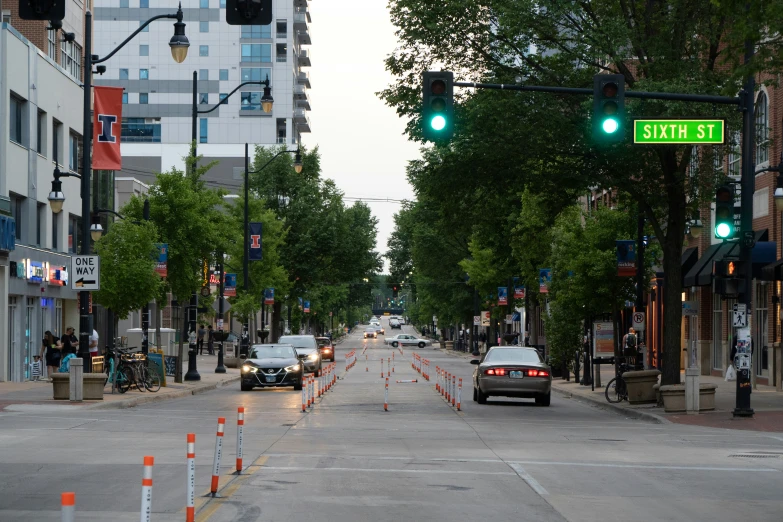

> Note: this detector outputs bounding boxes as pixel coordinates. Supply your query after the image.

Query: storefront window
[754,283,768,376]
[9,297,18,381]
[712,294,723,370]
[25,298,35,381]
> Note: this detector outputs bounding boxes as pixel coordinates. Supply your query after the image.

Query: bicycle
[105,347,161,393]
[604,361,634,403]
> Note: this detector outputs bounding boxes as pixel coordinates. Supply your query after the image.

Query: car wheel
[241,381,253,391]
[473,386,478,402]
[392,342,399,348]
[535,392,551,407]
[418,342,425,348]
[477,386,488,404]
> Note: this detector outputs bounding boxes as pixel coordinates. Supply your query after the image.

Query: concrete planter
[444,341,454,351]
[52,372,105,400]
[658,383,717,413]
[623,370,661,404]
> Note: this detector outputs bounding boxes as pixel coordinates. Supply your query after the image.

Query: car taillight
[485,368,506,376]
[528,369,549,377]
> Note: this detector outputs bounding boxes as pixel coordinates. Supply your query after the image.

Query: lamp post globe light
[48,5,189,371]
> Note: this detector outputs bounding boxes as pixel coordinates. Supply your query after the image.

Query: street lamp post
[216,251,227,373]
[49,7,189,372]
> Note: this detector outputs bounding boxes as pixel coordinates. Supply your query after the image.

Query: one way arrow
[75,278,96,287]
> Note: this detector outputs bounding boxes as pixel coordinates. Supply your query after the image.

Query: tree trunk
[271,301,282,343]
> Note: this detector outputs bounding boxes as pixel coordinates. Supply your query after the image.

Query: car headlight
[242,365,258,373]
[284,364,301,372]
[307,353,318,362]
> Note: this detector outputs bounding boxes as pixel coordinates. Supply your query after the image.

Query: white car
[385,334,431,348]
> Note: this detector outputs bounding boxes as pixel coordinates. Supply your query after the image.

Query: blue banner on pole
[249,222,263,261]
[304,301,310,313]
[498,287,508,305]
[539,269,551,293]
[264,288,275,305]
[224,273,237,296]
[616,240,636,277]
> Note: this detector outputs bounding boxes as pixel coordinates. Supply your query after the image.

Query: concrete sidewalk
[0,354,240,411]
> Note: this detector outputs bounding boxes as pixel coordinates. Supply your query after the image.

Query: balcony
[294,0,308,8]
[297,71,311,88]
[294,10,311,29]
[298,49,311,67]
[296,28,311,45]
[294,108,311,133]
[294,85,311,110]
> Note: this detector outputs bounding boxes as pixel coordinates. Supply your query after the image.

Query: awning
[681,247,698,285]
[683,230,772,287]
[762,258,783,281]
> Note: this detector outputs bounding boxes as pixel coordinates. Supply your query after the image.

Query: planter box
[623,370,661,404]
[444,341,454,350]
[659,383,717,413]
[51,373,105,400]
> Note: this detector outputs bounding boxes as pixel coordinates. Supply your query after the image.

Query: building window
[52,120,62,165]
[200,21,209,33]
[122,93,128,104]
[241,67,271,82]
[47,29,57,60]
[2,10,10,23]
[69,131,82,173]
[241,25,272,39]
[10,194,23,241]
[140,68,149,80]
[139,44,149,56]
[140,0,149,7]
[61,41,82,80]
[120,68,129,80]
[200,45,209,57]
[220,0,226,7]
[140,20,148,32]
[200,0,209,7]
[37,203,45,246]
[52,210,59,250]
[199,69,209,81]
[120,0,129,7]
[122,117,162,143]
[241,92,269,111]
[37,110,46,154]
[219,69,229,81]
[276,20,287,38]
[755,91,769,165]
[139,93,149,104]
[728,131,741,178]
[241,44,271,62]
[10,95,24,145]
[219,93,228,104]
[754,283,769,375]
[200,118,208,143]
[68,214,78,253]
[200,93,209,105]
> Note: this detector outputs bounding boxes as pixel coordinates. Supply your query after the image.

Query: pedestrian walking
[207,325,215,355]
[30,355,43,381]
[89,329,100,359]
[40,330,62,380]
[198,325,206,355]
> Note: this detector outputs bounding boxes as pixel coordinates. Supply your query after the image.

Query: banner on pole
[92,86,124,170]
[224,273,237,297]
[616,240,637,277]
[304,301,310,313]
[248,222,263,261]
[514,285,525,299]
[498,287,508,306]
[154,243,168,277]
[539,269,551,294]
[264,288,274,305]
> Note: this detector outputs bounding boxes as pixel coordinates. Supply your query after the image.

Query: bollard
[61,492,75,522]
[236,408,244,474]
[452,375,457,407]
[381,358,384,378]
[186,434,195,522]
[396,379,418,383]
[69,358,83,402]
[210,418,225,496]
[366,354,368,372]
[301,379,307,412]
[457,378,462,411]
[384,377,389,412]
[392,353,395,373]
[387,357,391,377]
[308,376,313,408]
[436,367,440,392]
[318,372,322,398]
[140,456,154,522]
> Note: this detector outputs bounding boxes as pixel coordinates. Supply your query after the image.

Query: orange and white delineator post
[452,375,457,407]
[436,366,440,392]
[387,357,391,377]
[392,352,395,373]
[61,492,75,522]
[141,456,154,522]
[317,372,322,398]
[301,378,307,412]
[186,434,196,522]
[366,354,368,372]
[236,408,245,474]
[384,377,389,411]
[211,418,225,496]
[457,378,462,411]
[381,358,384,378]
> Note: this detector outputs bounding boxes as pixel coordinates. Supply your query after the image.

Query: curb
[551,384,671,424]
[85,376,241,410]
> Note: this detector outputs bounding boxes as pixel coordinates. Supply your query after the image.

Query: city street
[1,318,782,521]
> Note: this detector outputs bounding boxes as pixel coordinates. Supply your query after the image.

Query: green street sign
[633,119,725,144]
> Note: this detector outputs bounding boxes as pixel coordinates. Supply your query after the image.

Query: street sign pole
[635,210,645,370]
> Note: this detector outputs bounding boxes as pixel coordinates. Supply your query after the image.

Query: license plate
[265,375,277,383]
[509,371,523,379]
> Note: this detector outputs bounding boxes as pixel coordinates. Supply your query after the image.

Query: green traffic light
[715,223,732,238]
[602,118,619,134]
[431,115,446,131]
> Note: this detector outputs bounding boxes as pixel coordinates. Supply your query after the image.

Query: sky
[300,0,420,271]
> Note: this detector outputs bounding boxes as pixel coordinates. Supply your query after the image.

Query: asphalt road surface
[1,318,782,521]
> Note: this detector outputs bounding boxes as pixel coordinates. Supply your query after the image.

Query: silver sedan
[471,347,552,406]
[384,334,431,348]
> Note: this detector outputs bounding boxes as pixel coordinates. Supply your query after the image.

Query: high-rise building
[93,0,312,188]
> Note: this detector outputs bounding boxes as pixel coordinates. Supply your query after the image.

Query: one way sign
[70,255,100,291]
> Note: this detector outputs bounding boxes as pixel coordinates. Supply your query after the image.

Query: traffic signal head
[393,286,398,298]
[714,185,734,239]
[18,0,65,21]
[422,71,454,142]
[226,0,272,25]
[592,74,625,143]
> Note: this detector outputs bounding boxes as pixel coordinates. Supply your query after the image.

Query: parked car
[470,347,551,406]
[241,344,303,391]
[389,318,401,329]
[384,334,431,348]
[278,335,322,375]
[364,328,378,339]
[316,337,335,361]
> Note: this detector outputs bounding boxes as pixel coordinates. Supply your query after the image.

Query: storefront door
[754,283,769,378]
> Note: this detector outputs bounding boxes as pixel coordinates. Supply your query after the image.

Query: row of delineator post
[435,366,462,411]
[412,353,430,381]
[302,362,337,412]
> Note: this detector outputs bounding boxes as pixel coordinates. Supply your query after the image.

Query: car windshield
[365,328,376,332]
[295,347,317,356]
[485,348,542,364]
[316,339,330,347]
[278,336,316,349]
[249,345,295,359]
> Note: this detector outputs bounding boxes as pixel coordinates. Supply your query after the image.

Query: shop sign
[49,265,68,286]
[27,260,48,283]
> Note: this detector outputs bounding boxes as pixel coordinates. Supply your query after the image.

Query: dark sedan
[471,347,552,406]
[241,344,303,391]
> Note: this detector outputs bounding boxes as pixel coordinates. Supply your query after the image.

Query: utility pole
[635,209,645,370]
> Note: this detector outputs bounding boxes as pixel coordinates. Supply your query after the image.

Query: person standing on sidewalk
[40,331,61,380]
[207,325,215,355]
[197,325,206,355]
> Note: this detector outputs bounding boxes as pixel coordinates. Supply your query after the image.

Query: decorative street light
[48,6,188,371]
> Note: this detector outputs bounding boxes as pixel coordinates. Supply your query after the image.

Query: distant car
[364,328,378,339]
[241,344,303,391]
[384,334,431,348]
[389,319,401,329]
[316,337,335,361]
[278,335,322,375]
[471,347,552,406]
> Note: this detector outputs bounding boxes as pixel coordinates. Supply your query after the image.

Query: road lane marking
[255,466,516,475]
[192,455,269,521]
[510,460,781,472]
[508,463,548,496]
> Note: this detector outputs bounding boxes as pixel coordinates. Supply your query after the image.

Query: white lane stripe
[766,435,783,442]
[508,463,548,496]
[510,460,781,473]
[258,466,516,476]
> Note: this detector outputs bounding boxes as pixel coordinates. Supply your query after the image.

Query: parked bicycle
[105,347,161,393]
[604,361,634,403]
